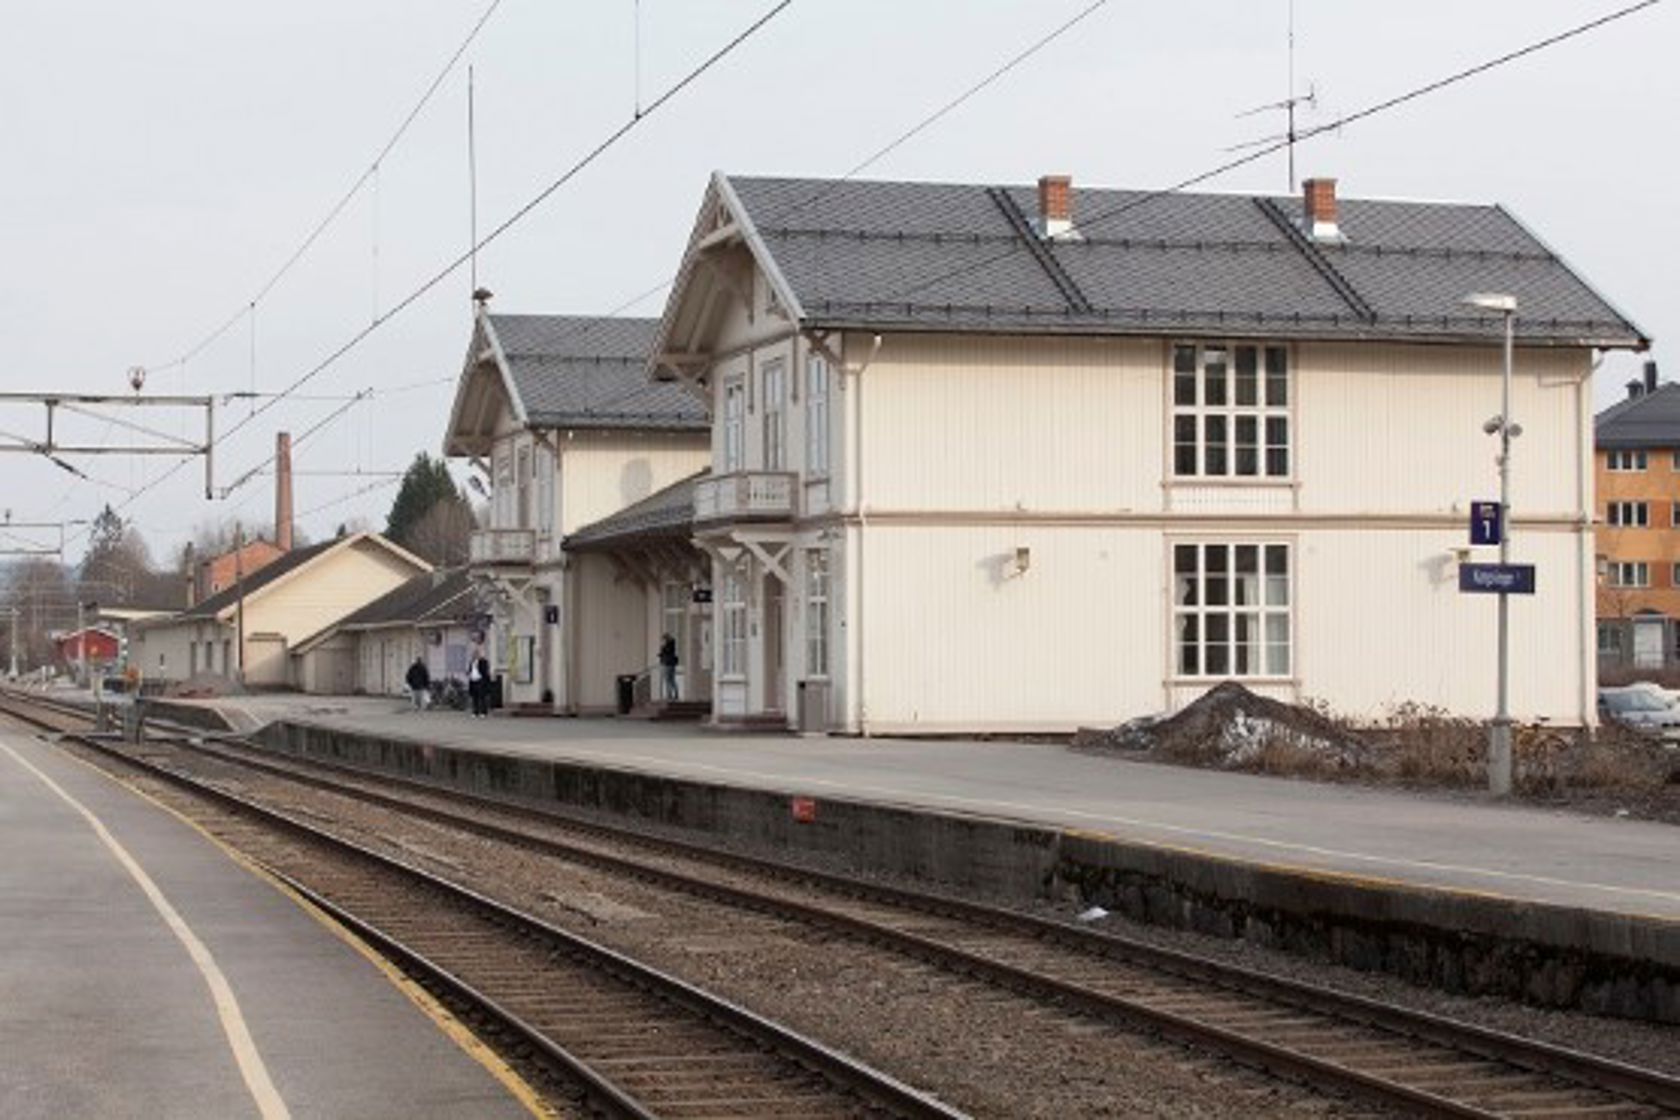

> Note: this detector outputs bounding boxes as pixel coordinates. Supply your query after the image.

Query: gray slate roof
[565,470,707,551]
[488,314,706,430]
[179,538,339,620]
[1595,383,1680,449]
[333,568,475,629]
[724,176,1646,348]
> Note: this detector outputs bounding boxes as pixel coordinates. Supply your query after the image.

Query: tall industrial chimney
[275,431,294,552]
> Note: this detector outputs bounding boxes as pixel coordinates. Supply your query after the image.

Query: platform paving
[174,692,1680,926]
[0,725,532,1120]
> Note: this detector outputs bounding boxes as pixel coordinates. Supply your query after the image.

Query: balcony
[694,471,797,525]
[469,528,537,568]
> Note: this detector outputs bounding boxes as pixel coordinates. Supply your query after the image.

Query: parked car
[1623,680,1680,708]
[1597,686,1680,741]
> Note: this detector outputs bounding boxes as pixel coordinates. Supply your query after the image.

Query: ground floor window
[1173,541,1291,677]
[1597,624,1624,655]
[805,550,830,678]
[721,572,747,677]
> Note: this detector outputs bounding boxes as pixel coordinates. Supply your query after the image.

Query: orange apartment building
[1595,361,1680,670]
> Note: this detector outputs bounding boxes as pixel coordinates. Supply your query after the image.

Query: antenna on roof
[468,64,480,298]
[1226,0,1318,189]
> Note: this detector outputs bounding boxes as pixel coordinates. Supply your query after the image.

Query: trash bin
[616,674,636,715]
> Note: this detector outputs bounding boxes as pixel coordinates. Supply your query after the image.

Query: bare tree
[1,557,77,671]
[405,498,476,567]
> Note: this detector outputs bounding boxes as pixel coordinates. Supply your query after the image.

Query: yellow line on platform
[40,736,559,1120]
[1,739,292,1120]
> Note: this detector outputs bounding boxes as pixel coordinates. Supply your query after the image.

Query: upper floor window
[762,359,787,471]
[1607,449,1647,471]
[1607,561,1649,588]
[515,446,532,529]
[722,377,745,472]
[1173,541,1291,678]
[1672,450,1680,471]
[1607,501,1649,528]
[1172,343,1290,479]
[806,355,831,476]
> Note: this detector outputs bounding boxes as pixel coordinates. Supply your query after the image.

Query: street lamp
[1465,292,1518,796]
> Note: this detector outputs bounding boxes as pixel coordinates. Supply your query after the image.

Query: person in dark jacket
[468,650,492,718]
[658,633,680,701]
[405,657,431,711]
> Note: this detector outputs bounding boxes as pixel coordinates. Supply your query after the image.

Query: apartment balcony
[693,471,798,525]
[469,527,538,569]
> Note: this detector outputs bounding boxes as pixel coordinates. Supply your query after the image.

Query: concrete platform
[0,725,534,1120]
[152,691,1679,1022]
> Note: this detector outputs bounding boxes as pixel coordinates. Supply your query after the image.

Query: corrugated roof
[564,470,706,551]
[1595,383,1680,449]
[487,314,706,430]
[721,176,1646,348]
[333,568,476,629]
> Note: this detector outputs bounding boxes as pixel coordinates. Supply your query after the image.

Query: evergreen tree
[386,453,472,562]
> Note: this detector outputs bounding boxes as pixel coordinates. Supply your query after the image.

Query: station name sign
[1458,563,1536,595]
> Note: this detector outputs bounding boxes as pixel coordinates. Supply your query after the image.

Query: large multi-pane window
[515,445,532,529]
[722,377,745,472]
[721,572,747,676]
[1607,561,1649,588]
[1172,343,1290,479]
[1607,501,1649,527]
[806,355,830,475]
[762,359,787,470]
[805,550,830,677]
[1607,449,1647,471]
[1173,542,1291,677]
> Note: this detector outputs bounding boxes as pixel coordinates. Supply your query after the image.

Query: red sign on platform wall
[790,796,818,824]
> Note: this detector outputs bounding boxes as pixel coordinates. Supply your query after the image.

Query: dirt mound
[1075,681,1372,771]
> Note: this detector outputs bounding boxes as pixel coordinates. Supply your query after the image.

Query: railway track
[0,694,960,1120]
[10,691,1680,1118]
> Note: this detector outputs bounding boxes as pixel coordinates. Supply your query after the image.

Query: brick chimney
[1302,177,1342,242]
[275,431,294,552]
[1645,359,1659,395]
[1037,174,1073,239]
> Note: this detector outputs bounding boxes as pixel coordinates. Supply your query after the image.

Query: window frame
[720,571,747,678]
[1607,449,1648,472]
[805,354,831,477]
[721,376,745,473]
[761,358,787,471]
[1607,561,1650,588]
[1170,539,1294,681]
[805,549,830,679]
[1170,342,1292,481]
[1607,501,1650,528]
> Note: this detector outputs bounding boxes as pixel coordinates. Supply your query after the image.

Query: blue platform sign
[1470,500,1503,546]
[1459,563,1535,595]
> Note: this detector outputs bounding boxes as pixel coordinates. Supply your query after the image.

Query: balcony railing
[469,528,537,567]
[694,471,797,524]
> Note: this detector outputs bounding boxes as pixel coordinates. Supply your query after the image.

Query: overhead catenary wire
[874,0,1666,310]
[71,0,797,545]
[536,0,1116,354]
[148,0,506,376]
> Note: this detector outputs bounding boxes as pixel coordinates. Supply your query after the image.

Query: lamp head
[1464,292,1517,314]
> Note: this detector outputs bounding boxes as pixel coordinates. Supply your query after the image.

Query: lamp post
[1466,292,1519,796]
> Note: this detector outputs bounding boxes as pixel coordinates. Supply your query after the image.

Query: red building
[54,627,121,669]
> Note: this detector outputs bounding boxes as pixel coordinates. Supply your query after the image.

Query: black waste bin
[615,674,636,715]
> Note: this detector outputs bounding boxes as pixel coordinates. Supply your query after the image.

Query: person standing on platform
[405,656,431,711]
[469,649,492,718]
[658,633,680,701]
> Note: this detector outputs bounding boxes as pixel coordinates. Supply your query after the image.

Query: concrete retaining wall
[256,718,1680,1024]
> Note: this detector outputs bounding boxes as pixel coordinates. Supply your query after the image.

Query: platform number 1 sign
[1470,501,1502,547]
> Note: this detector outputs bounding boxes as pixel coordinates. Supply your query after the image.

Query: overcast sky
[2,0,1673,566]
